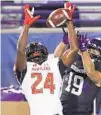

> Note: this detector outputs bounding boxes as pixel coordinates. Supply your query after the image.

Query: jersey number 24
[31,73,55,94]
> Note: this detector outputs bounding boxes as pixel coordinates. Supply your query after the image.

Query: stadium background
[1,0,101,115]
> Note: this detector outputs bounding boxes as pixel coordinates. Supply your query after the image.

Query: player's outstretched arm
[54,2,79,66]
[15,5,40,71]
[78,34,101,86]
[61,21,79,66]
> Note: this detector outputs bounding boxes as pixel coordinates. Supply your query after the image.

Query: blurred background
[1,0,101,28]
[1,0,101,115]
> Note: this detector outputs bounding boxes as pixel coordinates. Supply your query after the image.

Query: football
[46,8,70,28]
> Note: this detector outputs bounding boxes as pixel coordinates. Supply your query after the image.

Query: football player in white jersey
[15,3,78,115]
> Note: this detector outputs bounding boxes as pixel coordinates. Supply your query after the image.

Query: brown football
[46,8,70,28]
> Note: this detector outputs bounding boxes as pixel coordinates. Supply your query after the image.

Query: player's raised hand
[64,1,76,20]
[78,33,89,52]
[24,4,40,26]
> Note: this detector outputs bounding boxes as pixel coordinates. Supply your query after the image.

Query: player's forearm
[62,21,79,66]
[81,51,95,74]
[67,21,79,51]
[82,52,101,84]
[61,49,78,66]
[17,25,30,52]
[54,42,66,57]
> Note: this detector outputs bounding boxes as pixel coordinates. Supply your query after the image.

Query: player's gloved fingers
[24,9,32,20]
[64,9,73,20]
[24,4,30,14]
[24,9,29,16]
[67,5,76,19]
[64,1,72,9]
[33,15,41,22]
[64,1,76,13]
[29,15,40,25]
[26,9,33,18]
[24,5,34,19]
[24,4,30,10]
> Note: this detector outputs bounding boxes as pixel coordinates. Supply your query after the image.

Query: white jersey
[21,55,63,115]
